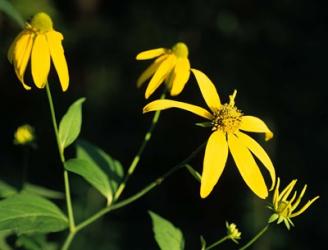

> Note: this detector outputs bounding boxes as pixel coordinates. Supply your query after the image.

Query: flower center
[172,42,189,58]
[212,90,242,133]
[30,12,53,32]
[277,201,291,218]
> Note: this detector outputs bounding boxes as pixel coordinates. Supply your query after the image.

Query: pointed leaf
[185,165,201,183]
[16,234,57,250]
[59,98,86,150]
[64,158,112,203]
[149,211,185,250]
[0,193,68,234]
[76,139,124,193]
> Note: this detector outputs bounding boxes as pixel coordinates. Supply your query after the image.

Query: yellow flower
[8,12,69,91]
[136,42,191,99]
[14,124,35,145]
[268,177,319,230]
[143,69,275,199]
[226,222,241,243]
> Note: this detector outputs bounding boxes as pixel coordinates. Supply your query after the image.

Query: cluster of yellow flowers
[8,12,318,229]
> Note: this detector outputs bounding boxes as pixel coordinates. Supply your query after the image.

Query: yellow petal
[200,130,228,198]
[145,55,176,99]
[290,196,319,218]
[236,131,276,190]
[137,55,168,87]
[191,69,221,112]
[47,31,69,92]
[170,58,191,96]
[273,177,281,208]
[279,179,297,201]
[136,48,167,60]
[228,133,268,199]
[12,32,34,90]
[143,99,214,120]
[8,31,26,63]
[240,116,273,141]
[31,34,50,88]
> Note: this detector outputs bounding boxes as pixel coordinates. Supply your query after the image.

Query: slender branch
[74,142,206,234]
[238,224,270,250]
[205,236,229,250]
[114,92,166,200]
[45,84,75,232]
[61,231,76,250]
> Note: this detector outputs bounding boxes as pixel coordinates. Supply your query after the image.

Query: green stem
[205,236,229,250]
[45,84,75,232]
[238,224,269,250]
[61,231,76,250]
[114,93,165,201]
[74,142,206,234]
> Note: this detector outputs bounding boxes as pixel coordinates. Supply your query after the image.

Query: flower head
[143,69,275,199]
[226,222,241,243]
[13,124,35,145]
[136,42,191,99]
[8,12,69,91]
[268,177,319,230]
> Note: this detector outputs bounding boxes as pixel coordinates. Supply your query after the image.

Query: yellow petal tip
[265,131,274,141]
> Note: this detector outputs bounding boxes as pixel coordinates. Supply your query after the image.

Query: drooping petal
[191,69,221,112]
[228,133,268,199]
[8,30,26,63]
[145,55,176,99]
[236,131,276,190]
[143,99,214,120]
[201,130,228,198]
[136,48,167,60]
[240,116,273,141]
[31,34,50,88]
[137,55,168,87]
[170,58,191,96]
[273,177,280,208]
[12,32,34,90]
[46,31,69,91]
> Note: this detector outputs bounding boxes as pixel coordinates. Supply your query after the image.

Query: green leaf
[149,211,184,250]
[0,230,12,250]
[0,180,17,198]
[76,139,124,193]
[23,183,64,199]
[58,98,86,150]
[185,164,201,183]
[0,0,24,27]
[64,158,112,203]
[16,234,57,250]
[0,193,68,234]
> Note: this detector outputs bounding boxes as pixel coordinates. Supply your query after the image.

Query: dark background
[0,0,326,249]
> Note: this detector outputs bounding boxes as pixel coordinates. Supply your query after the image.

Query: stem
[205,236,229,250]
[45,84,75,232]
[74,142,206,234]
[238,224,269,250]
[61,231,76,250]
[114,93,165,200]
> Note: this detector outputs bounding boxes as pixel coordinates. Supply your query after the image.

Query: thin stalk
[74,142,206,234]
[205,236,229,250]
[61,231,76,250]
[238,224,269,250]
[114,93,166,200]
[45,83,75,231]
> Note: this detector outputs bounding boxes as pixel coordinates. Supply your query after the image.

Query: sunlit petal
[31,34,50,88]
[8,31,26,63]
[240,116,273,141]
[191,69,221,112]
[201,130,228,198]
[137,55,168,87]
[12,32,34,90]
[236,131,275,190]
[143,99,214,120]
[46,31,69,91]
[145,55,176,99]
[228,133,268,199]
[170,58,191,96]
[136,48,167,60]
